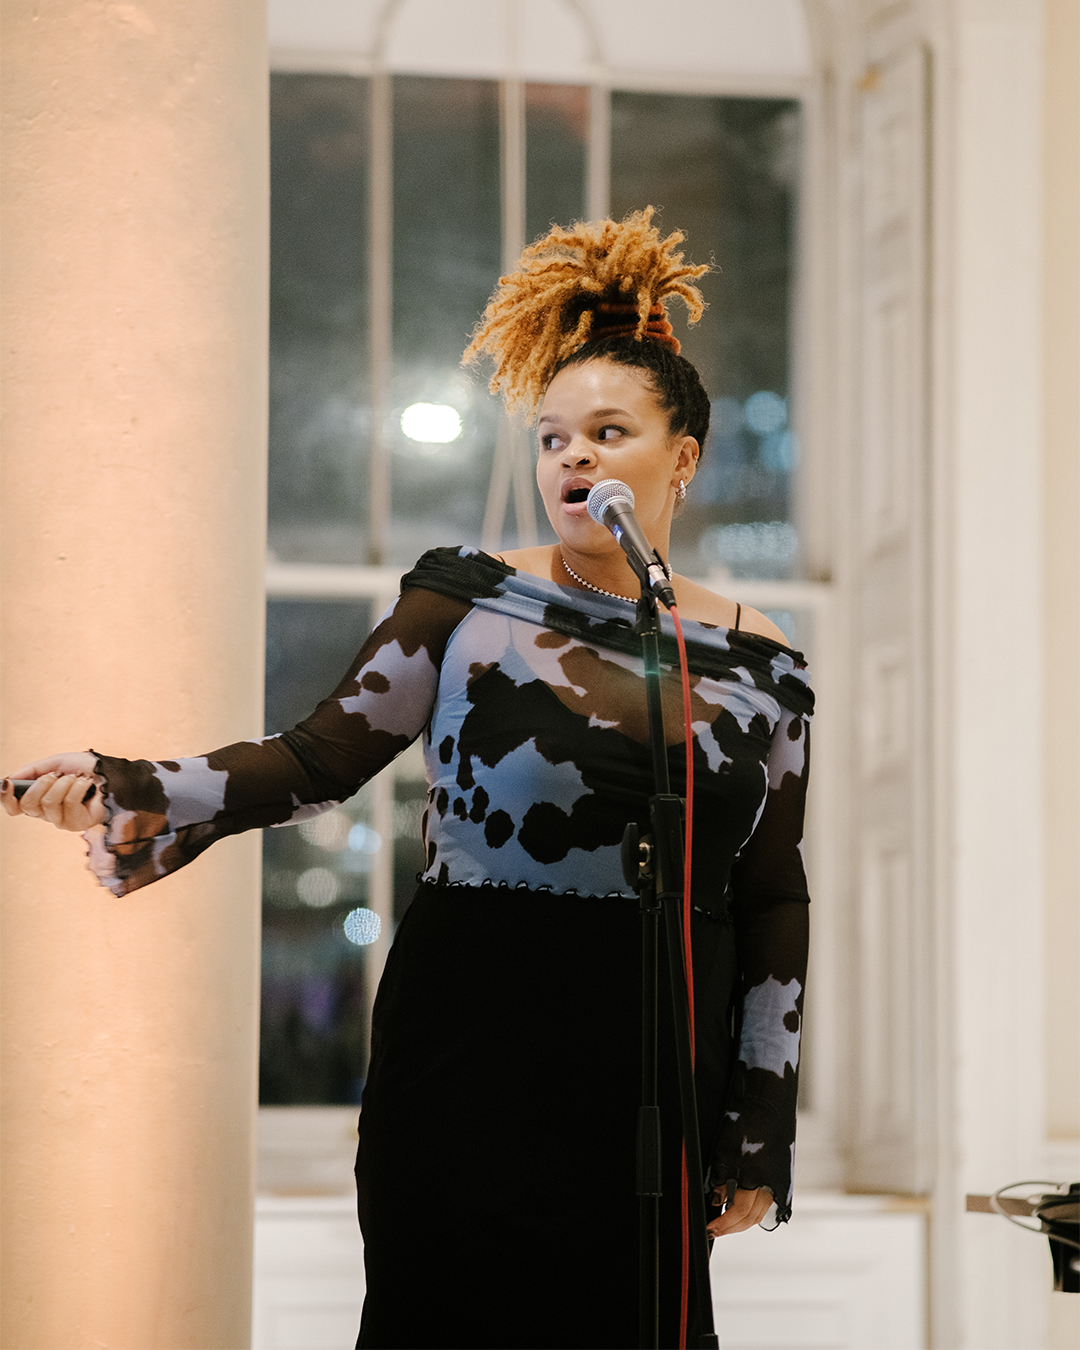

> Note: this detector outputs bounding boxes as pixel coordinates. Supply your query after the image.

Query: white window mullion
[587,83,610,221]
[484,76,538,552]
[368,70,393,566]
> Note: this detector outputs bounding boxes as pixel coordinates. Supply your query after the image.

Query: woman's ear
[673,435,700,487]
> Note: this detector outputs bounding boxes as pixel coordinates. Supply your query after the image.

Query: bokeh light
[298,809,352,851]
[743,390,787,436]
[296,867,340,908]
[348,822,382,854]
[343,907,382,946]
[400,402,462,444]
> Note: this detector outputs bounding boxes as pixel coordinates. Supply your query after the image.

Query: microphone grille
[586,478,635,525]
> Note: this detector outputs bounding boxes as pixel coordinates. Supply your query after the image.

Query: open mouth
[560,477,594,504]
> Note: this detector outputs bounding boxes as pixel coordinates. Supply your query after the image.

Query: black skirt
[355,882,738,1350]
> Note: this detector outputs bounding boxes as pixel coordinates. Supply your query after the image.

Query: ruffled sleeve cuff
[710,1095,797,1225]
[82,751,222,897]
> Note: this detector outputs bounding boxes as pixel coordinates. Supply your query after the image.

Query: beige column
[1042,6,1080,1343]
[1042,0,1079,1144]
[0,3,267,1348]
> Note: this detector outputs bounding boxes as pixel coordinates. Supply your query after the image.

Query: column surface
[0,2,268,1347]
[940,3,1049,1347]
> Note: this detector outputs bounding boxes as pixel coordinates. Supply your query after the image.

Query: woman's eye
[540,433,565,451]
[598,425,626,441]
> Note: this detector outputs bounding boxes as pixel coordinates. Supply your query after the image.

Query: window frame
[262,49,839,1191]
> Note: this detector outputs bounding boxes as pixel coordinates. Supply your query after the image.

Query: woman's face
[535,358,698,555]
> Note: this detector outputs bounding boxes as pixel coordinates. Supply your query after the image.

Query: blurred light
[763,610,797,644]
[759,431,796,473]
[297,867,340,908]
[348,822,382,854]
[699,520,799,573]
[400,402,462,444]
[344,907,382,946]
[711,396,745,438]
[299,810,351,851]
[743,391,787,436]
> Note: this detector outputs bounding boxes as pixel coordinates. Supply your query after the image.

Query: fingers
[2,772,104,831]
[0,777,25,817]
[706,1185,774,1237]
[1,771,57,819]
[9,752,98,781]
[1,754,101,823]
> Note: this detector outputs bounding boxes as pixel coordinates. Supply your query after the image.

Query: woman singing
[2,209,813,1350]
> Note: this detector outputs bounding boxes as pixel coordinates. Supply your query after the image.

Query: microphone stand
[622,572,719,1350]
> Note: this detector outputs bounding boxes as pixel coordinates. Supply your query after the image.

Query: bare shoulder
[671,576,790,647]
[495,545,558,580]
[736,606,791,646]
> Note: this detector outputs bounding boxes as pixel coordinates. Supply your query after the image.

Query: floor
[252,1190,928,1350]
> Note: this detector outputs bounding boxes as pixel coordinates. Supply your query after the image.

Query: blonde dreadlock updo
[462,208,710,423]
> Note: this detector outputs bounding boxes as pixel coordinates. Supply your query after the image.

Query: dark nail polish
[1,779,8,793]
[82,784,98,804]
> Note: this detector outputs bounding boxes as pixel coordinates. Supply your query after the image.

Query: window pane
[261,599,376,1106]
[268,74,371,565]
[519,82,589,543]
[610,94,801,579]
[389,76,501,566]
[525,83,587,244]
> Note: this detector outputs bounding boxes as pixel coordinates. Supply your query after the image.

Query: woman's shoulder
[494,545,557,580]
[669,576,789,647]
[402,546,512,600]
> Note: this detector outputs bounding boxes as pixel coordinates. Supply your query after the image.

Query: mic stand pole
[623,580,718,1350]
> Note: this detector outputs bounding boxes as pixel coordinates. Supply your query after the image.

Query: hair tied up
[462,207,709,418]
[593,301,680,351]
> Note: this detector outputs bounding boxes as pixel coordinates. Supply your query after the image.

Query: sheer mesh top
[83,545,814,1215]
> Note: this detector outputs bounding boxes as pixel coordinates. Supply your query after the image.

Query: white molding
[270,48,376,75]
[257,1106,359,1196]
[586,68,812,99]
[265,562,405,599]
[1043,1139,1080,1182]
[252,1189,927,1350]
[269,48,812,99]
[704,576,833,612]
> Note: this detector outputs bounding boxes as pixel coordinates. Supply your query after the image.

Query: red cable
[670,605,695,1350]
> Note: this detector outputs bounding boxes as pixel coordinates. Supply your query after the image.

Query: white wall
[269,0,813,85]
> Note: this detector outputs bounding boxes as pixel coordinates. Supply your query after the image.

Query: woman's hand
[706,1183,774,1236]
[1,754,107,831]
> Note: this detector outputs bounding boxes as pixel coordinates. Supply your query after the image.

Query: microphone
[7,779,97,803]
[586,480,677,609]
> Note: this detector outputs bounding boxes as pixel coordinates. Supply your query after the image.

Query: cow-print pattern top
[84,545,813,1215]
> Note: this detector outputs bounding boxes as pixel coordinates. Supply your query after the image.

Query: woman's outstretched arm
[1,587,471,895]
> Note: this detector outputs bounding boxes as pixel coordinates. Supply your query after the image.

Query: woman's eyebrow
[537,406,634,427]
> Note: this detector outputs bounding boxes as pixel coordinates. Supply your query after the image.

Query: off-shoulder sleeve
[710,706,811,1224]
[84,587,471,897]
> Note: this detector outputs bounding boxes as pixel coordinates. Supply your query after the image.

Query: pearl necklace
[560,555,669,604]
